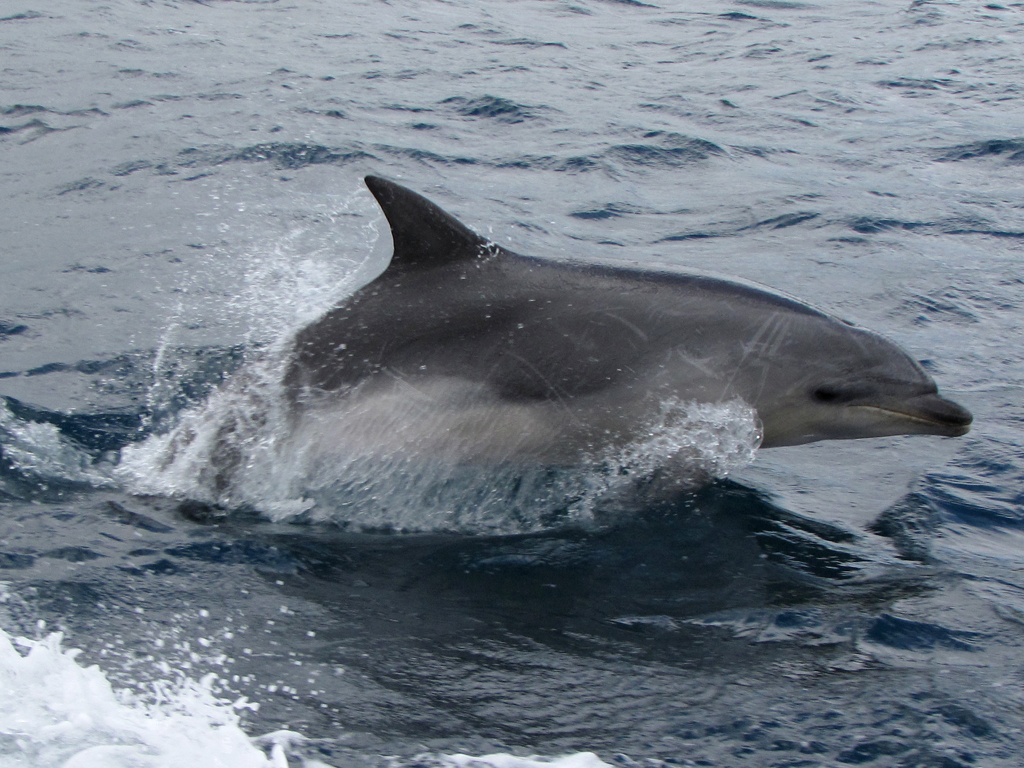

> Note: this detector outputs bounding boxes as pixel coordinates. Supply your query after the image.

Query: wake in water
[0,626,611,768]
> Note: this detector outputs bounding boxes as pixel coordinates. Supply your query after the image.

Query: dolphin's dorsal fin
[364,175,489,273]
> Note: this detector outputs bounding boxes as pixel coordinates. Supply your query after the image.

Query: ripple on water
[441,95,540,123]
[935,138,1024,164]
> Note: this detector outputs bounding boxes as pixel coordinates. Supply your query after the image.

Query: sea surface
[1,1,1023,766]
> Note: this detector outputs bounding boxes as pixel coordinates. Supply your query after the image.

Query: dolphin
[282,176,971,469]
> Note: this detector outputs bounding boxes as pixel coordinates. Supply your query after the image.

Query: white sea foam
[0,627,279,768]
[0,627,611,768]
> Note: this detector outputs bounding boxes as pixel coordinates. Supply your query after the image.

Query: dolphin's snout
[905,393,973,434]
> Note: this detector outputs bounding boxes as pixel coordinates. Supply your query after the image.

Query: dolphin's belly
[282,373,763,517]
[291,376,640,466]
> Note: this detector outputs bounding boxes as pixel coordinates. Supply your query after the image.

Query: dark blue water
[2,1,1023,766]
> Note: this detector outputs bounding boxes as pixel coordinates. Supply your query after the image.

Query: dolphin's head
[750,319,972,448]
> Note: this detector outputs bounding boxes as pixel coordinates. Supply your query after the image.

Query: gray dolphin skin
[283,176,971,465]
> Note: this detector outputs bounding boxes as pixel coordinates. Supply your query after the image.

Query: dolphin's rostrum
[284,176,971,469]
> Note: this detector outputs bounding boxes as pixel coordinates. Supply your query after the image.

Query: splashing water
[596,397,762,492]
[0,402,116,492]
[116,348,311,518]
[140,188,377,430]
[0,627,278,768]
[118,366,761,533]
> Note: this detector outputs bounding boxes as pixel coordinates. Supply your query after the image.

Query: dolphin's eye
[813,385,842,403]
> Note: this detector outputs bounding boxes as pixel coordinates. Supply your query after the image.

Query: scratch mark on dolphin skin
[767,315,793,358]
[383,368,442,406]
[722,312,790,402]
[749,312,792,360]
[670,348,717,378]
[735,313,776,371]
[500,348,578,421]
[602,312,650,343]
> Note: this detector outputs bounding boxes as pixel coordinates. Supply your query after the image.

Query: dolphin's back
[286,176,856,404]
[285,242,843,406]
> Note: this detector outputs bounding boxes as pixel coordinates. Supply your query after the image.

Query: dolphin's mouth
[854,393,973,436]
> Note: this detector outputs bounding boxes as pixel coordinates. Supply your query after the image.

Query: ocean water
[2,0,1023,766]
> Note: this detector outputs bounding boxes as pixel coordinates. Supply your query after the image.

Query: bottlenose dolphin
[283,176,970,468]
